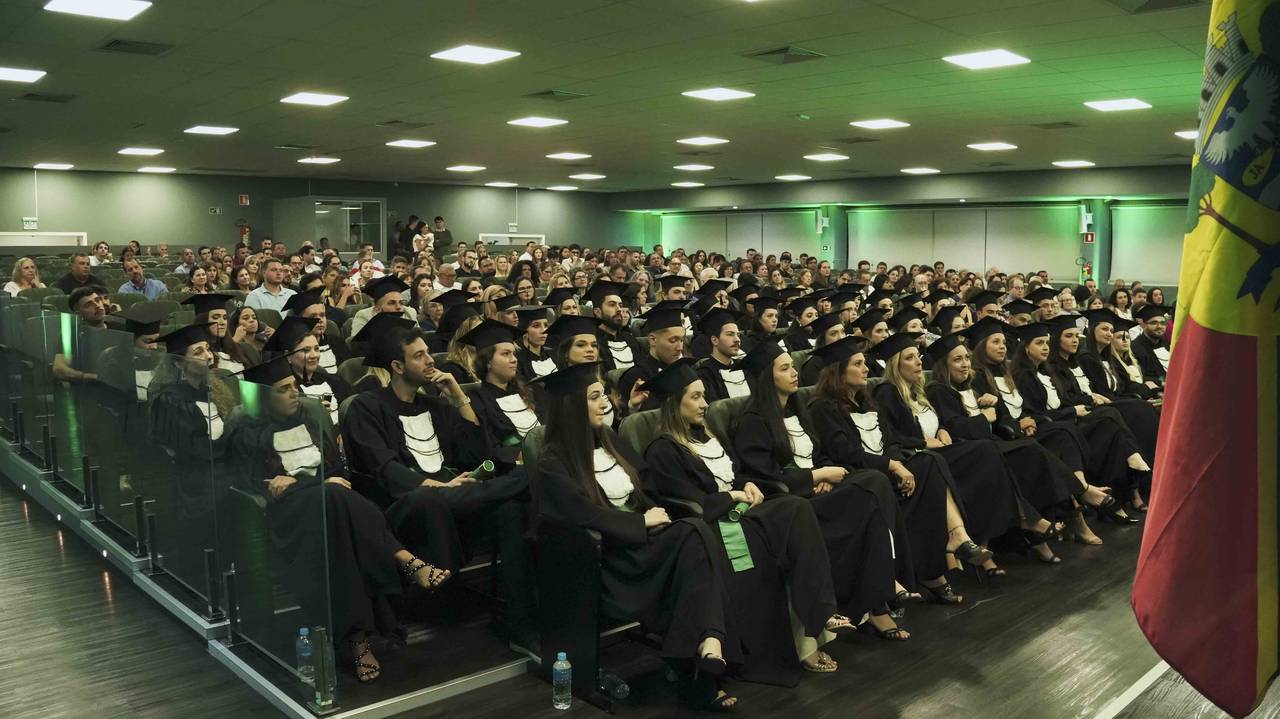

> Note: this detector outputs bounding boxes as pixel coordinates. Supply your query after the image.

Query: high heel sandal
[353,641,380,683]
[1064,511,1104,545]
[922,580,964,605]
[948,540,994,568]
[1020,528,1062,565]
[400,557,449,590]
[860,613,910,642]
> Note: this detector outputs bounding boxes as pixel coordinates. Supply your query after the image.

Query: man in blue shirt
[245,257,296,313]
[116,258,168,300]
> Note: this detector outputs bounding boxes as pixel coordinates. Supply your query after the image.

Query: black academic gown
[1052,356,1157,465]
[535,440,743,665]
[1079,351,1161,462]
[695,357,751,403]
[296,367,352,428]
[783,324,814,352]
[731,407,896,619]
[872,383,1021,545]
[972,366,1089,477]
[517,344,559,383]
[316,336,352,376]
[688,332,714,360]
[439,359,479,386]
[1131,333,1168,386]
[467,380,542,472]
[596,326,644,372]
[341,386,533,633]
[807,396,953,586]
[798,355,822,387]
[925,382,1075,521]
[230,398,402,641]
[645,434,836,686]
[740,330,785,356]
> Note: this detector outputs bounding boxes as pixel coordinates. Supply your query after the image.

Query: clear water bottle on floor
[552,651,572,710]
[598,669,630,700]
[295,627,315,686]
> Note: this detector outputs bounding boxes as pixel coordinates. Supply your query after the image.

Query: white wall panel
[1110,205,1185,285]
[983,206,1080,279]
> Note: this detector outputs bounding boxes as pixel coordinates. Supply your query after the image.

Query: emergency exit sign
[1082,232,1095,244]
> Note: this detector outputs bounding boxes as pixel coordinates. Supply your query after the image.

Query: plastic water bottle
[552,651,572,710]
[598,669,630,700]
[295,627,315,686]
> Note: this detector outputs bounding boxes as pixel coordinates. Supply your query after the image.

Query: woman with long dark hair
[183,294,253,374]
[870,334,1021,576]
[1011,320,1147,528]
[462,320,543,470]
[534,362,743,710]
[262,315,352,427]
[798,312,846,386]
[516,307,558,381]
[731,342,906,641]
[645,360,855,680]
[807,337,986,605]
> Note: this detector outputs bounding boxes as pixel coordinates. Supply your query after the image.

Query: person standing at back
[398,215,419,258]
[431,216,454,256]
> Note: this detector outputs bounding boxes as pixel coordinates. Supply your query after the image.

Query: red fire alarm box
[1082,231,1095,244]
[238,194,250,206]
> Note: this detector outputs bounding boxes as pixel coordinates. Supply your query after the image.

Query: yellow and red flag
[1133,1,1280,716]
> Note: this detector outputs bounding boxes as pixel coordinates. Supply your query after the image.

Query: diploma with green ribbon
[718,501,755,572]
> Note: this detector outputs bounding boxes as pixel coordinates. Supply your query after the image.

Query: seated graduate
[869,333,1022,576]
[427,300,482,355]
[967,318,1117,544]
[586,280,645,372]
[1078,309,1164,438]
[730,341,906,641]
[643,359,855,680]
[850,309,890,377]
[1107,316,1162,400]
[262,315,352,427]
[543,286,579,318]
[1009,321,1146,523]
[798,312,846,386]
[1026,286,1061,323]
[694,308,751,401]
[922,325,1079,564]
[283,290,350,375]
[686,280,733,359]
[182,293,251,374]
[806,336,987,605]
[347,313,413,394]
[864,288,895,317]
[438,313,485,385]
[1004,299,1037,327]
[782,296,818,352]
[516,306,558,381]
[634,300,688,379]
[96,302,166,401]
[547,313,638,428]
[460,319,543,469]
[531,362,744,711]
[232,356,449,684]
[967,289,1004,321]
[738,292,786,355]
[929,305,969,338]
[341,320,537,648]
[490,292,522,327]
[1129,304,1170,387]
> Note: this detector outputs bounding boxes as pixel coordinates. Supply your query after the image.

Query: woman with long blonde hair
[5,257,45,296]
[438,314,483,384]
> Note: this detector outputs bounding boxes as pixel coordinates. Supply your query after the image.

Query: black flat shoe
[922,580,964,605]
[1098,509,1141,525]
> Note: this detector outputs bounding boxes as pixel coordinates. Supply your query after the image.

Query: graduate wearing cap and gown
[424,291,481,354]
[1129,304,1171,386]
[687,280,733,359]
[586,281,645,373]
[782,297,819,352]
[542,287,579,318]
[229,356,446,682]
[806,337,978,603]
[694,309,751,402]
[852,309,891,378]
[490,292,523,327]
[656,274,695,335]
[341,321,537,644]
[349,314,417,394]
[968,290,1004,321]
[284,291,351,375]
[1106,315,1162,401]
[798,312,847,386]
[633,301,688,381]
[739,294,787,355]
[182,293,248,374]
[461,319,544,472]
[530,362,746,710]
[864,289,896,317]
[642,359,853,683]
[349,276,416,338]
[1026,287,1061,322]
[516,306,558,382]
[730,341,903,636]
[263,316,352,427]
[930,305,968,337]
[870,333,1022,553]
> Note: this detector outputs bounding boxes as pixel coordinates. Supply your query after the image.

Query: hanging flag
[1132,2,1280,717]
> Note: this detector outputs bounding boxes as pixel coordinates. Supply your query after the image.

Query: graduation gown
[925,382,1075,519]
[782,324,814,352]
[645,435,836,686]
[798,355,822,387]
[688,332,714,360]
[740,330,787,356]
[1055,356,1158,464]
[439,359,479,386]
[808,396,954,586]
[296,368,352,428]
[731,407,896,618]
[229,398,402,641]
[517,344,558,383]
[466,380,542,471]
[596,326,644,372]
[317,336,352,376]
[1130,333,1169,386]
[971,366,1089,477]
[535,440,742,664]
[872,382,1021,545]
[695,357,751,403]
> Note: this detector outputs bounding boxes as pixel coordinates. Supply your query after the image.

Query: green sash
[718,501,755,572]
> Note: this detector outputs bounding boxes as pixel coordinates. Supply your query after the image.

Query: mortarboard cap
[121,302,169,337]
[810,336,869,369]
[460,318,519,350]
[869,332,923,362]
[967,290,1003,310]
[180,293,233,317]
[263,316,318,353]
[737,338,785,377]
[543,287,577,308]
[282,291,324,315]
[242,355,295,386]
[645,358,701,399]
[889,306,927,331]
[1004,299,1037,317]
[531,362,604,397]
[925,330,969,365]
[851,308,888,333]
[364,276,409,302]
[159,323,214,355]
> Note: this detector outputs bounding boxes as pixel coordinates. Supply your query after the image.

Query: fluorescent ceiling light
[967,142,1017,151]
[430,45,520,65]
[1174,130,1198,139]
[671,182,704,188]
[804,153,849,162]
[0,66,47,83]
[44,0,151,21]
[682,88,755,101]
[1052,160,1095,168]
[775,174,811,181]
[137,166,175,173]
[340,206,361,210]
[447,165,486,172]
[673,164,714,171]
[901,167,940,175]
[1084,98,1151,111]
[850,119,909,129]
[547,185,578,191]
[33,163,73,170]
[385,139,436,148]
[546,152,591,160]
[315,210,330,214]
[281,92,348,107]
[184,125,238,135]
[942,49,1030,70]
[569,173,606,180]
[118,147,164,156]
[676,136,729,146]
[298,156,341,164]
[485,181,518,188]
[507,116,567,128]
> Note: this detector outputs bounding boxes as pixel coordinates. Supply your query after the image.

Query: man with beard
[587,281,643,372]
[694,308,749,401]
[1130,304,1170,386]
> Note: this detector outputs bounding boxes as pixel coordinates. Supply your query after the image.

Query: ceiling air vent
[375,120,430,129]
[976,161,1015,167]
[831,136,881,145]
[97,39,174,56]
[17,92,75,103]
[744,45,827,64]
[190,167,266,173]
[525,89,590,101]
[1032,121,1083,130]
[677,150,721,157]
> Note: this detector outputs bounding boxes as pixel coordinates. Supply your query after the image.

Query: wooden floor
[2,472,1213,719]
[1119,669,1280,719]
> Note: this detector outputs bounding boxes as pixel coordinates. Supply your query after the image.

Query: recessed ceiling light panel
[673,164,715,171]
[682,88,755,101]
[386,139,436,148]
[447,165,486,172]
[507,116,568,127]
[900,167,940,175]
[546,152,591,160]
[184,125,238,135]
[430,45,521,64]
[849,119,910,129]
[775,174,811,181]
[33,162,73,170]
[485,181,518,187]
[671,181,704,188]
[547,185,578,191]
[118,147,164,156]
[137,166,175,173]
[0,66,47,83]
[676,136,729,146]
[942,49,1030,70]
[298,156,341,164]
[281,92,348,106]
[1052,160,1095,168]
[44,0,151,21]
[569,173,605,180]
[804,153,849,162]
[966,142,1017,151]
[1084,98,1150,111]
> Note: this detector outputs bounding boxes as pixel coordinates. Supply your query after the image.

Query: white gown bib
[691,436,735,491]
[194,400,224,441]
[608,340,634,371]
[995,377,1024,419]
[399,411,444,473]
[273,425,322,478]
[300,381,339,425]
[851,411,884,455]
[1037,373,1062,410]
[719,368,750,398]
[496,392,539,437]
[916,405,940,440]
[784,415,815,469]
[594,448,634,508]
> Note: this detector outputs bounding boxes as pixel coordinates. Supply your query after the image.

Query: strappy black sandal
[400,557,450,590]
[860,614,910,642]
[354,641,380,683]
[948,540,994,567]
[922,580,964,605]
[1021,528,1062,565]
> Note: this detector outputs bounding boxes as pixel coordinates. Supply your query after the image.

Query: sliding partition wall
[660,210,821,259]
